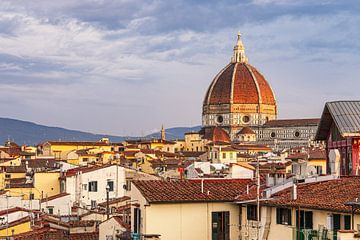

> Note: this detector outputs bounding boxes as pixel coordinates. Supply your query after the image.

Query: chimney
[201,179,204,193]
[291,183,297,200]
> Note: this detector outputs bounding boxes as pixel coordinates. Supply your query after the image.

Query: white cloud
[0,0,359,136]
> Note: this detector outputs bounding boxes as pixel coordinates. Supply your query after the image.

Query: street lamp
[106,184,110,220]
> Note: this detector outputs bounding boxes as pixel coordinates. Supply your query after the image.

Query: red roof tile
[133,179,255,203]
[203,127,231,143]
[263,177,360,213]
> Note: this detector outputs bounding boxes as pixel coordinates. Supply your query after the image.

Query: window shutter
[305,211,313,229]
[287,209,292,225]
[224,212,230,240]
[276,208,281,224]
[212,212,219,240]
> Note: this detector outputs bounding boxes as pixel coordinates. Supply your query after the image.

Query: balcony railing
[293,228,336,240]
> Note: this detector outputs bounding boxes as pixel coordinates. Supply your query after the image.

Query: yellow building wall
[6,172,60,199]
[0,220,31,237]
[33,172,60,199]
[0,157,21,167]
[46,144,111,159]
[308,160,327,174]
[145,202,240,240]
[0,172,27,190]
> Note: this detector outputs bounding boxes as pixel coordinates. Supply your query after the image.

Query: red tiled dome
[203,62,276,106]
[237,127,255,135]
[203,127,231,143]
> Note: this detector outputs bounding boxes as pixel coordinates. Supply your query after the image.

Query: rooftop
[133,179,255,203]
[263,118,320,128]
[263,176,360,213]
[316,101,360,140]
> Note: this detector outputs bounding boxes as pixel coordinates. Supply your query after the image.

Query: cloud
[0,0,359,136]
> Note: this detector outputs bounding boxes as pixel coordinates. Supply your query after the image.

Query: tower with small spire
[160,125,166,141]
[231,32,248,63]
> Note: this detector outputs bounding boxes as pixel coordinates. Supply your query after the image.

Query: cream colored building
[131,179,255,240]
[238,176,360,240]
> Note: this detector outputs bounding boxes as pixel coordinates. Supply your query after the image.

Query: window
[294,131,300,137]
[315,166,323,175]
[217,115,224,124]
[212,211,229,240]
[276,208,292,225]
[83,184,87,190]
[5,174,11,179]
[344,215,351,230]
[134,208,141,234]
[29,193,35,200]
[247,205,258,221]
[107,180,114,192]
[242,115,250,123]
[125,179,132,191]
[47,207,54,215]
[270,132,276,138]
[222,153,226,159]
[91,200,97,209]
[296,210,313,229]
[88,181,98,192]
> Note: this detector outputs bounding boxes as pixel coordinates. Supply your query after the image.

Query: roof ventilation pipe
[291,181,297,200]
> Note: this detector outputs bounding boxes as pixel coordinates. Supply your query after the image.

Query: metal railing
[293,228,336,240]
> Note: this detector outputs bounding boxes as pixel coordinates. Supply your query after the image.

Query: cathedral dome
[202,32,277,140]
[203,33,275,106]
[203,62,276,106]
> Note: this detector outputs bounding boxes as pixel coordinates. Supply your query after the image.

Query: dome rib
[204,62,276,106]
[244,63,262,104]
[204,63,232,105]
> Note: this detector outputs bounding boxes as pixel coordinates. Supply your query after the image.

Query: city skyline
[0,0,360,136]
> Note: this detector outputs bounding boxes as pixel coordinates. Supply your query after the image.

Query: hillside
[0,117,200,145]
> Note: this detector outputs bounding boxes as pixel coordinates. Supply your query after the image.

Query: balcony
[293,228,336,240]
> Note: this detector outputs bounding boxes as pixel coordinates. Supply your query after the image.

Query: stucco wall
[144,202,240,240]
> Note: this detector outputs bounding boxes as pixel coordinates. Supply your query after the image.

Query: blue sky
[0,0,360,136]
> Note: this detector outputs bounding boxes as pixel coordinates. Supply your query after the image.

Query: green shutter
[212,212,219,240]
[276,208,281,224]
[288,209,292,225]
[305,211,313,229]
[344,215,351,230]
[224,212,230,240]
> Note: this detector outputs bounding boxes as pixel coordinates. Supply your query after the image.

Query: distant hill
[0,117,200,145]
[145,126,201,140]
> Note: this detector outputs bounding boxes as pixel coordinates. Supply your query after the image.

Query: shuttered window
[276,208,292,225]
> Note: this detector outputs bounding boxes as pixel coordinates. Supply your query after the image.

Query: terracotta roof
[0,207,31,216]
[203,127,231,143]
[113,216,131,230]
[69,232,99,240]
[0,216,30,230]
[98,196,130,207]
[45,141,109,146]
[40,192,70,203]
[64,164,114,177]
[237,127,255,135]
[204,63,276,106]
[262,177,360,213]
[133,179,255,203]
[263,118,320,127]
[231,162,255,171]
